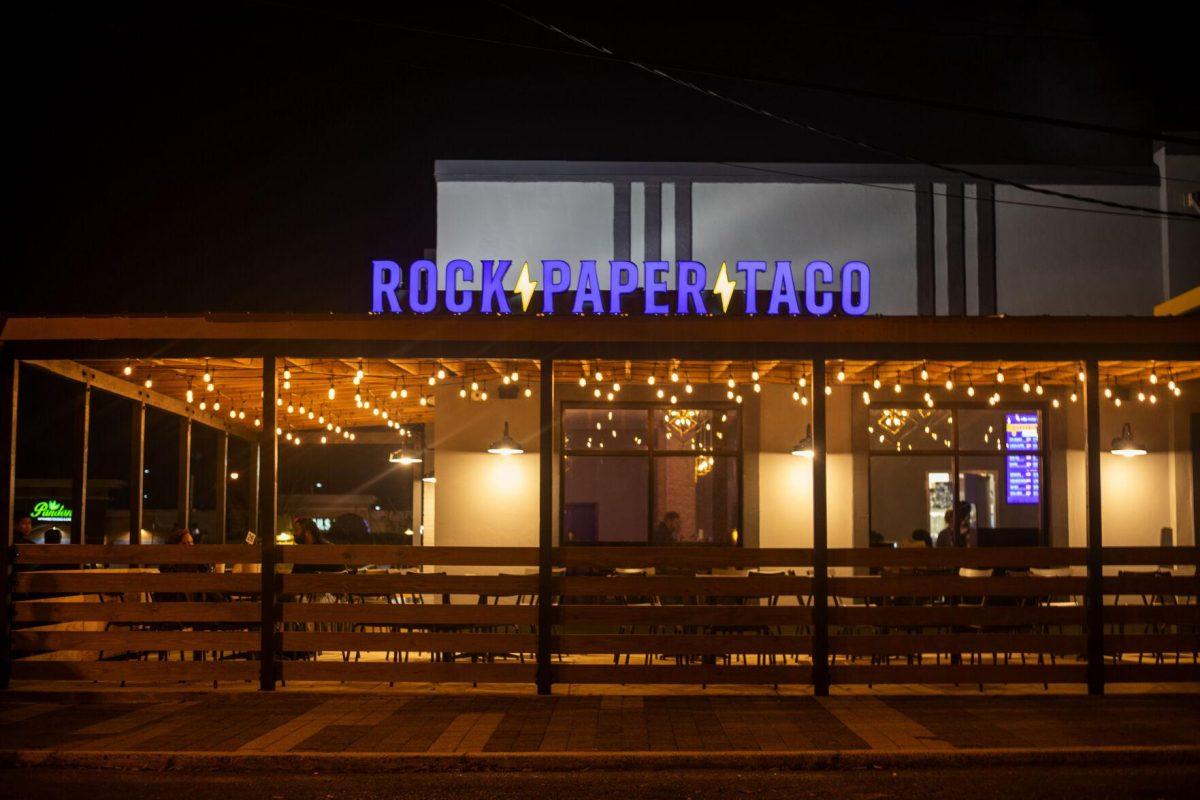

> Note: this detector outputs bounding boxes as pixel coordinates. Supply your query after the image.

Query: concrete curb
[4,746,1199,773]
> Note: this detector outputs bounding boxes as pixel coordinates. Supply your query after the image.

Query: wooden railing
[9,544,262,683]
[4,544,1197,689]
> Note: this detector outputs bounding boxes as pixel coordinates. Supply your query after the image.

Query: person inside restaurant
[936,501,975,548]
[652,511,682,545]
[15,512,35,545]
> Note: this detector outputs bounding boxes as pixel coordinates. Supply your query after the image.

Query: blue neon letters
[371,259,870,316]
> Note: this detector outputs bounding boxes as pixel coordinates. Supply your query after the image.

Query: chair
[1030,567,1080,688]
[612,568,660,666]
[1115,568,1173,664]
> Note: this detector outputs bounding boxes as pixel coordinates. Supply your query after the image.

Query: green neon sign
[32,499,72,523]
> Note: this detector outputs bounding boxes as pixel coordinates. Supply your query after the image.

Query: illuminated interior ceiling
[66,358,1198,437]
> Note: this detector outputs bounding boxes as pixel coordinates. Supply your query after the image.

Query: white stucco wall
[436,181,614,288]
[692,183,917,315]
[995,184,1165,315]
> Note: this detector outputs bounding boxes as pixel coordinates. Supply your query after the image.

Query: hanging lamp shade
[1109,422,1147,457]
[791,423,815,458]
[488,421,524,455]
[388,447,422,466]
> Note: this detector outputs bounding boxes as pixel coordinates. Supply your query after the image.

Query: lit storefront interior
[0,314,1197,693]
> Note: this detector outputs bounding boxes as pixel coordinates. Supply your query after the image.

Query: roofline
[2,314,1198,362]
[434,160,1160,186]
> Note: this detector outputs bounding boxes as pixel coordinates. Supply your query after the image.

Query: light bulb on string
[437,368,447,381]
[329,382,337,400]
[123,361,133,376]
[996,366,1005,384]
[966,383,975,397]
[872,373,882,390]
[283,367,291,381]
[919,362,928,382]
[798,375,808,388]
[893,379,902,394]
[1149,366,1158,385]
[202,361,212,384]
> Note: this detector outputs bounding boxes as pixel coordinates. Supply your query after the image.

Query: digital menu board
[1005,413,1040,504]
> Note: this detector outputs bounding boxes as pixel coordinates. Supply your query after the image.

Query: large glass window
[867,404,1047,547]
[562,405,741,545]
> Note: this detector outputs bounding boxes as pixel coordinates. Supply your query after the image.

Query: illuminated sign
[32,499,72,523]
[1004,413,1040,504]
[371,259,870,316]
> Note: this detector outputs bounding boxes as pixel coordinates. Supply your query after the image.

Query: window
[561,404,741,545]
[867,404,1047,547]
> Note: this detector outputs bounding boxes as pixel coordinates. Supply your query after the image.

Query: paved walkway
[2,692,1199,756]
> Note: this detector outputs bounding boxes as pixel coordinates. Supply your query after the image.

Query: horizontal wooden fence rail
[4,544,1196,689]
[10,544,263,685]
[274,546,540,686]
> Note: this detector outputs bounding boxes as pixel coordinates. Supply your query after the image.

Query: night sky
[7,2,1196,525]
[11,1,1197,315]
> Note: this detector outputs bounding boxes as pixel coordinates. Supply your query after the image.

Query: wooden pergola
[1,312,1198,695]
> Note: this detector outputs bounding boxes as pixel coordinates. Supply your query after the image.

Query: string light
[459,386,468,398]
[966,383,975,397]
[944,371,954,391]
[185,381,194,404]
[437,368,447,381]
[798,375,808,388]
[470,380,479,392]
[1034,374,1044,395]
[836,364,845,382]
[1022,373,1031,393]
[1104,385,1112,399]
[1149,366,1158,385]
[202,360,212,384]
[144,374,153,389]
[283,367,291,381]
[996,365,1005,384]
[893,378,902,394]
[355,361,364,383]
[524,387,532,398]
[329,381,337,400]
[824,385,833,396]
[919,361,928,382]
[872,372,882,390]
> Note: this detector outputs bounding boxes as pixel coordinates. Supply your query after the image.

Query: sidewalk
[3,689,1199,770]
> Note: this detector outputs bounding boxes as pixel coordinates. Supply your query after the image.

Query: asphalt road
[3,766,1199,800]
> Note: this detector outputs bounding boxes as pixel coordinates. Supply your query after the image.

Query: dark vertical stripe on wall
[976,182,997,315]
[645,181,662,262]
[675,181,692,261]
[613,181,631,261]
[915,182,935,315]
[946,183,966,316]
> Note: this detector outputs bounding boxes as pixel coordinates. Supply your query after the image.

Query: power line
[710,161,1181,222]
[247,0,1198,151]
[496,3,1198,223]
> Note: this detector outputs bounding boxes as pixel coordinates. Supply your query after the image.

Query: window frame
[560,400,744,546]
[865,400,1051,545]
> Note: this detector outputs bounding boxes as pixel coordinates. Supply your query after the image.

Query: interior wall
[1065,384,1198,548]
[757,383,854,549]
[430,383,540,550]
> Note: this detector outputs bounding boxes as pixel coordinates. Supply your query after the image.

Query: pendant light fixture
[487,421,525,455]
[388,446,423,466]
[791,423,815,458]
[1109,422,1147,458]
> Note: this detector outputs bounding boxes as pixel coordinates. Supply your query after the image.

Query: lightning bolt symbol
[515,261,538,312]
[713,261,736,313]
